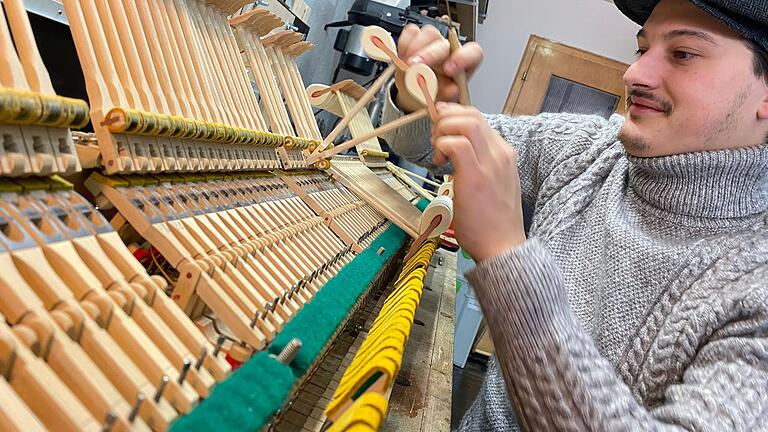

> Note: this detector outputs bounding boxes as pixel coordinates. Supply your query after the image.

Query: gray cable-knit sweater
[381,96,768,431]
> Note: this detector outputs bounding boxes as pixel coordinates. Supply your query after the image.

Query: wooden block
[0,318,101,432]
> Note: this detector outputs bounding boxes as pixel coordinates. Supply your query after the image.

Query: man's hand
[394,24,483,112]
[431,103,526,262]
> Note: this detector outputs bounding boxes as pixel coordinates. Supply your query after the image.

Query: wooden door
[503,35,629,117]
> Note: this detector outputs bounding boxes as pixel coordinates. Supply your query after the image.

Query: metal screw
[128,393,144,423]
[153,375,169,403]
[213,335,226,357]
[195,347,207,370]
[177,359,192,385]
[101,411,117,432]
[250,313,259,328]
[275,338,302,365]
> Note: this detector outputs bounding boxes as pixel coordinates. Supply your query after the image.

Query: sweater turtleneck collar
[626,144,768,220]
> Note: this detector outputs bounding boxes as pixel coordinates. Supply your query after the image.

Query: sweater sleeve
[466,239,768,431]
[379,81,622,207]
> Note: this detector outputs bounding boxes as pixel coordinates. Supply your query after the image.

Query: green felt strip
[416,198,429,211]
[170,224,407,431]
[169,352,294,432]
[268,224,406,376]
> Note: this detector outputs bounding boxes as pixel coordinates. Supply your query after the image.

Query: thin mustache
[626,90,673,115]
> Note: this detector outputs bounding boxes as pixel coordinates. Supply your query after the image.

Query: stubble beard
[619,123,653,155]
[700,83,752,149]
[619,89,673,155]
[619,83,756,156]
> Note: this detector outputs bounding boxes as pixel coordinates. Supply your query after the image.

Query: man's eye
[672,50,697,60]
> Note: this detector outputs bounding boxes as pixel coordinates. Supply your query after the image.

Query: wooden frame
[503,35,630,116]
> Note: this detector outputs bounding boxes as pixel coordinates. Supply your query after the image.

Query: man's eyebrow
[665,29,719,45]
[636,28,719,46]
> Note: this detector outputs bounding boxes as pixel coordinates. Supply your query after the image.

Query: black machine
[325,0,451,77]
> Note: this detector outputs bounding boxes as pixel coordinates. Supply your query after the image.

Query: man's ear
[759,81,768,120]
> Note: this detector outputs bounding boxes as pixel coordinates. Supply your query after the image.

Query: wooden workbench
[270,248,457,432]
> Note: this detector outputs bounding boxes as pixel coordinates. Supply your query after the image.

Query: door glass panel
[539,75,619,119]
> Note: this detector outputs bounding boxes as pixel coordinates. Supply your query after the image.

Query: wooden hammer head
[262,30,304,48]
[228,8,283,37]
[206,0,252,15]
[285,41,314,57]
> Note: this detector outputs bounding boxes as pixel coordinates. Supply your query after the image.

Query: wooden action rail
[327,157,421,239]
[279,171,390,252]
[384,162,437,201]
[0,314,101,431]
[87,173,357,352]
[62,0,311,175]
[0,220,145,431]
[0,183,245,431]
[0,366,47,432]
[262,31,321,142]
[374,166,424,202]
[0,193,205,418]
[229,9,324,170]
[1,191,212,401]
[51,189,231,381]
[0,0,87,178]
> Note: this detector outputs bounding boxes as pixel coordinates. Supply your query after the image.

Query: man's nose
[623,50,663,90]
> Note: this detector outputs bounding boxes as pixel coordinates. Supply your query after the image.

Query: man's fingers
[398,23,420,53]
[443,42,484,77]
[436,81,459,103]
[434,102,479,117]
[432,135,479,174]
[433,103,486,128]
[408,38,450,70]
[402,25,443,62]
[432,115,492,163]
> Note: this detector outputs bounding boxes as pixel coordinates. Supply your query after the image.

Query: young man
[382,0,768,430]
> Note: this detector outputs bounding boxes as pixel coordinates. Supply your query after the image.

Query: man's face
[619,0,768,157]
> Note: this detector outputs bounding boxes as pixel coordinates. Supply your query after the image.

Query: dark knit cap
[614,0,768,52]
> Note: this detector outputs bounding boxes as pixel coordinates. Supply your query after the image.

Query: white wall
[296,0,356,86]
[469,0,641,113]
